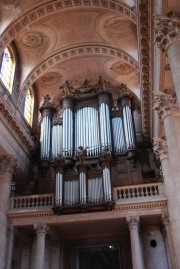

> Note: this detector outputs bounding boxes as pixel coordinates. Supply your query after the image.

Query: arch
[0,0,136,54]
[19,44,139,101]
[0,46,15,93]
[24,86,34,126]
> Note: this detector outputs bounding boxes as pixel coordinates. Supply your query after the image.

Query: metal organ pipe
[103,167,112,201]
[62,107,73,157]
[55,172,63,206]
[123,105,135,149]
[99,102,112,151]
[52,124,63,158]
[40,115,51,159]
[75,107,100,157]
[112,117,125,153]
[79,172,86,204]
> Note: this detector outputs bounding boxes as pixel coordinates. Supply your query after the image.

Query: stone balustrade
[114,183,166,202]
[10,194,54,210]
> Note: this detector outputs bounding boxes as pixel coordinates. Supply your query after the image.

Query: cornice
[0,96,36,151]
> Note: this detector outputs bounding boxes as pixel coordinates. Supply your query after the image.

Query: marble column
[0,155,16,269]
[153,136,179,268]
[154,16,180,107]
[6,226,17,269]
[126,216,144,269]
[34,224,49,269]
[20,242,31,269]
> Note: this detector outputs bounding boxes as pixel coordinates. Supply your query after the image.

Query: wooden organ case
[39,81,143,214]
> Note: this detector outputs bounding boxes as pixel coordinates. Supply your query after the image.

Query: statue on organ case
[77,146,88,163]
[60,80,74,96]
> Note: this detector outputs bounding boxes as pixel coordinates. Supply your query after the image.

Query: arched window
[0,46,15,93]
[24,87,34,126]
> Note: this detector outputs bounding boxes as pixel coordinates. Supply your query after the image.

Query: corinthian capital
[126,215,140,229]
[0,155,17,176]
[153,137,168,160]
[154,16,180,51]
[154,89,178,120]
[34,223,49,235]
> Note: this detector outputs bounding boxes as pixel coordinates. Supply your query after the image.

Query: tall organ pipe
[52,124,63,158]
[112,117,125,153]
[39,103,53,160]
[79,172,86,204]
[122,103,135,149]
[55,172,63,206]
[75,106,100,157]
[98,92,112,152]
[62,97,74,157]
[103,167,112,201]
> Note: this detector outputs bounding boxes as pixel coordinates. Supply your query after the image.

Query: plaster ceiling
[0,0,139,107]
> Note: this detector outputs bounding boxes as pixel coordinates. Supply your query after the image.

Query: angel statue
[77,146,88,163]
[60,80,74,96]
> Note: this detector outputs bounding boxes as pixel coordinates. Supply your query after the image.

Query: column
[39,95,53,160]
[0,155,16,269]
[50,240,61,269]
[153,136,179,267]
[154,16,180,107]
[126,216,144,269]
[34,224,49,269]
[20,242,31,269]
[6,226,17,269]
[162,213,176,269]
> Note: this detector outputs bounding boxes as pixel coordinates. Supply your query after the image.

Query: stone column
[153,136,179,267]
[162,212,177,269]
[6,226,17,269]
[154,16,180,107]
[20,242,31,269]
[34,224,49,269]
[0,155,16,269]
[126,216,144,269]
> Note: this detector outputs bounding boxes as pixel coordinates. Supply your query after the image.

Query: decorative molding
[0,155,17,176]
[104,17,133,36]
[39,72,62,86]
[126,215,139,229]
[111,61,134,75]
[154,88,179,120]
[154,16,180,52]
[0,98,36,151]
[20,31,44,48]
[0,0,137,52]
[34,223,49,234]
[139,1,150,141]
[19,45,139,100]
[115,200,167,211]
[153,137,168,161]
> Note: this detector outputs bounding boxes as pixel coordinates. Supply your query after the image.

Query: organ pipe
[103,167,112,201]
[112,117,125,153]
[62,97,73,157]
[79,172,86,204]
[75,106,100,157]
[39,100,53,160]
[52,124,63,159]
[55,172,63,206]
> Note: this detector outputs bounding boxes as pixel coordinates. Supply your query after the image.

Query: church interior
[0,0,180,268]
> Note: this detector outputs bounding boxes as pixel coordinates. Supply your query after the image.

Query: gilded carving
[154,89,179,119]
[154,17,180,51]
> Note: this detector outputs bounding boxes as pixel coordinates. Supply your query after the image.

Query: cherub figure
[42,94,52,106]
[77,146,88,163]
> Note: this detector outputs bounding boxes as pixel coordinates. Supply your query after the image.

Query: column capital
[153,137,168,161]
[126,215,140,229]
[154,89,179,120]
[34,224,49,235]
[0,155,17,177]
[7,225,18,237]
[162,212,170,227]
[154,16,180,52]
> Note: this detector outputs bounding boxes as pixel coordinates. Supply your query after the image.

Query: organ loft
[1,1,180,269]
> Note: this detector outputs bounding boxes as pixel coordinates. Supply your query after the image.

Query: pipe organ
[40,82,137,212]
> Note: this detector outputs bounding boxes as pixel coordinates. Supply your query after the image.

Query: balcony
[9,182,167,216]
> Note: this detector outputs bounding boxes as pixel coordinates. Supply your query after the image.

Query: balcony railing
[10,193,54,210]
[9,183,166,212]
[113,182,166,203]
